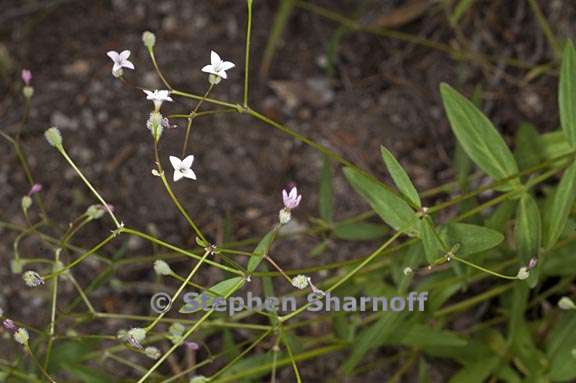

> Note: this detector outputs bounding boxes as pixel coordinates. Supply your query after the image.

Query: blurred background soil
[0,0,575,381]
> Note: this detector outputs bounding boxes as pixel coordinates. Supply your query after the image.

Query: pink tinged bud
[21,69,32,85]
[528,257,538,270]
[28,183,42,196]
[282,186,302,210]
[3,319,16,332]
[185,341,200,351]
[127,335,143,350]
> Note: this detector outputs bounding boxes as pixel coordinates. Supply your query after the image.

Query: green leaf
[343,312,405,373]
[544,161,576,249]
[559,40,576,147]
[546,312,576,381]
[380,145,421,207]
[333,222,388,241]
[420,217,444,263]
[514,122,543,171]
[449,355,500,383]
[180,277,245,313]
[319,154,333,222]
[386,323,468,348]
[515,193,541,287]
[440,83,519,190]
[343,167,418,235]
[247,229,276,272]
[440,222,504,257]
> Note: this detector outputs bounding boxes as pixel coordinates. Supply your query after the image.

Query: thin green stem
[181,84,214,157]
[243,0,253,107]
[58,148,121,228]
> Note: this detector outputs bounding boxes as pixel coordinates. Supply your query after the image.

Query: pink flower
[21,69,32,85]
[282,186,302,210]
[3,319,16,332]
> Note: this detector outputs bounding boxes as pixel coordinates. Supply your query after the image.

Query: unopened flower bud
[291,275,308,290]
[185,341,200,351]
[44,127,63,148]
[21,196,32,211]
[154,260,173,276]
[528,257,538,270]
[3,319,16,332]
[21,69,32,85]
[28,183,42,196]
[14,328,29,345]
[558,297,576,310]
[23,270,44,287]
[142,31,156,49]
[144,346,161,360]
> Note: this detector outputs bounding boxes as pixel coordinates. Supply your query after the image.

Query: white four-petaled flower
[106,50,134,76]
[282,186,302,210]
[169,155,197,182]
[143,89,173,111]
[201,51,235,79]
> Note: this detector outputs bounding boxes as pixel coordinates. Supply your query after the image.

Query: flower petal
[210,50,221,66]
[182,155,194,169]
[122,60,135,70]
[143,89,153,98]
[201,65,216,74]
[220,61,235,71]
[169,155,182,170]
[173,170,184,182]
[218,70,227,79]
[107,51,120,62]
[181,168,197,180]
[120,50,131,60]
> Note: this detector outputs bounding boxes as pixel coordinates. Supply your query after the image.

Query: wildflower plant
[1,2,576,382]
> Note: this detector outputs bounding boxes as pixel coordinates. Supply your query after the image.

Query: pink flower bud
[282,186,302,210]
[21,69,32,85]
[3,319,16,332]
[185,341,200,351]
[528,257,538,270]
[28,183,42,196]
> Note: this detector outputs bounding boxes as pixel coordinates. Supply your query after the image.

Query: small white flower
[107,50,134,75]
[201,50,235,80]
[144,346,161,360]
[291,275,309,290]
[558,297,576,310]
[282,186,302,210]
[403,267,413,276]
[14,328,29,345]
[169,155,197,182]
[154,260,173,276]
[516,267,529,280]
[143,89,173,111]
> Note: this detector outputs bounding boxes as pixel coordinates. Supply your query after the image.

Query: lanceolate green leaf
[420,217,444,263]
[180,277,245,313]
[559,40,576,147]
[440,83,519,190]
[515,193,541,263]
[440,223,504,257]
[343,167,418,235]
[247,229,277,272]
[544,161,576,249]
[380,145,421,208]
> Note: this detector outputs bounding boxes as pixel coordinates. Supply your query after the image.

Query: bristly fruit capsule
[142,31,156,49]
[44,127,63,148]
